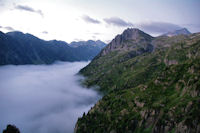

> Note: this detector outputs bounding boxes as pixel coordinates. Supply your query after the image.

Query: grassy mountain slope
[80,29,155,93]
[76,29,200,133]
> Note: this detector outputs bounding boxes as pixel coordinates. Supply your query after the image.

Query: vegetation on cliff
[76,29,200,133]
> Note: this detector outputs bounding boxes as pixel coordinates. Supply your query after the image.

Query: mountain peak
[121,28,151,40]
[163,28,191,37]
[176,28,191,34]
[114,28,153,45]
[100,28,153,56]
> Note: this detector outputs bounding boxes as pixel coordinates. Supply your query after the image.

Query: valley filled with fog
[0,62,100,133]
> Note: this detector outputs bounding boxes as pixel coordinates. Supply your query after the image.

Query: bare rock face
[101,28,154,56]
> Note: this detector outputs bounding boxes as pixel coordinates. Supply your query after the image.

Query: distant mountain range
[70,40,106,48]
[0,28,191,66]
[0,31,106,65]
[162,28,191,37]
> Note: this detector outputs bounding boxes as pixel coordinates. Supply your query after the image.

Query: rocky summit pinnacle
[121,28,153,41]
[100,28,153,56]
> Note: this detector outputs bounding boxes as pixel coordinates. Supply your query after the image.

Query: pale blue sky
[0,0,199,42]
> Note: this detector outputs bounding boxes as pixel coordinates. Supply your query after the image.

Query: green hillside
[76,29,200,133]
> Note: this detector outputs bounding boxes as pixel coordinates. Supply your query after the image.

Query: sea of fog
[0,61,100,133]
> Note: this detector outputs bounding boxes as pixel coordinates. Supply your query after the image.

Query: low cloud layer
[137,21,182,35]
[0,62,100,133]
[15,4,44,17]
[104,17,133,27]
[82,15,101,24]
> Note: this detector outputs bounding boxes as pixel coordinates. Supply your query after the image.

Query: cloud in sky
[0,0,199,42]
[0,3,4,7]
[15,4,44,17]
[92,35,96,39]
[93,32,101,35]
[4,26,15,31]
[73,38,85,42]
[42,31,48,34]
[0,0,6,6]
[137,21,182,35]
[104,17,134,27]
[0,25,15,31]
[0,61,100,133]
[82,15,101,24]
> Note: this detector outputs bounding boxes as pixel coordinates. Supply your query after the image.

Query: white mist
[0,62,100,133]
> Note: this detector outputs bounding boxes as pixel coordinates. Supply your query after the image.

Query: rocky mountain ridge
[100,28,154,56]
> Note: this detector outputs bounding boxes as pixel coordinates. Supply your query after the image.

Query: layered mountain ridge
[70,40,106,48]
[0,31,106,65]
[76,28,200,133]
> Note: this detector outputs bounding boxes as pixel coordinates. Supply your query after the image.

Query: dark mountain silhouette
[0,31,106,65]
[3,125,20,133]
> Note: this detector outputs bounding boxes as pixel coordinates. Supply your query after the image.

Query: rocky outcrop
[100,28,154,56]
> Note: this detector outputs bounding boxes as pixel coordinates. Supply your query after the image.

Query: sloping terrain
[76,29,200,133]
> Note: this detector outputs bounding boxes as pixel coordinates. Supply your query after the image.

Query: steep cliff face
[76,29,200,133]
